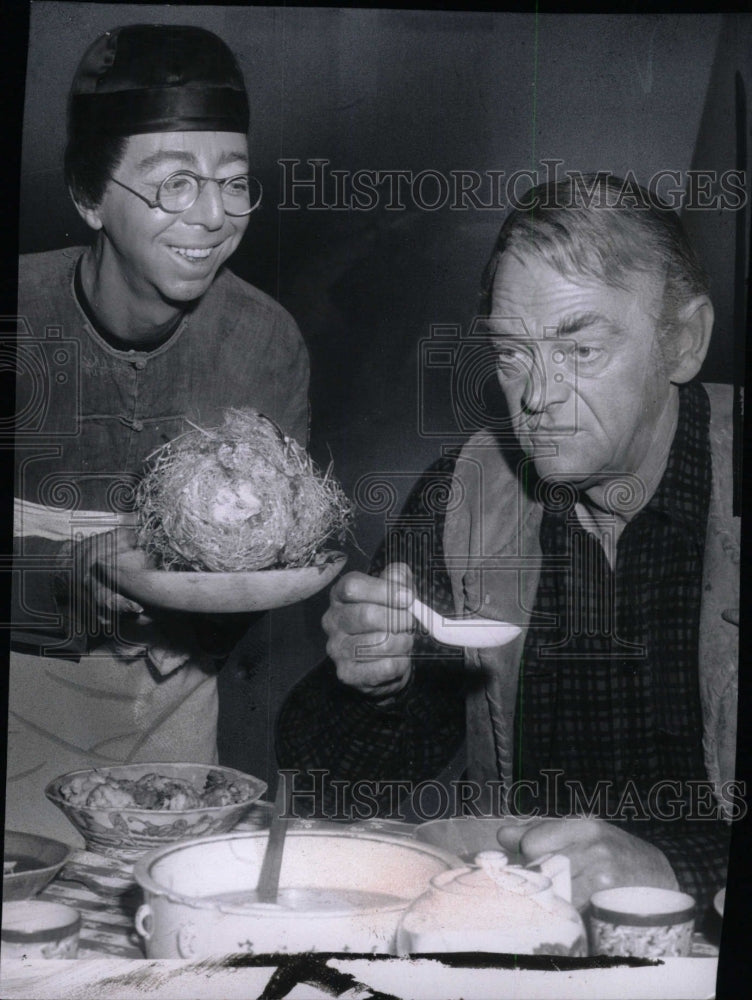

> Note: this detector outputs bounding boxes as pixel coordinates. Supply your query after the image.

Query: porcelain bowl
[1,900,81,959]
[45,763,267,861]
[3,831,72,901]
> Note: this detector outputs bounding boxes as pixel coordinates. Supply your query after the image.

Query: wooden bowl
[106,549,347,613]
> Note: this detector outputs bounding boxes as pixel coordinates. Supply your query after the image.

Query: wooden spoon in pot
[256,778,290,903]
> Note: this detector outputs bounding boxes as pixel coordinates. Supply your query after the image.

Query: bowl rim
[44,762,268,816]
[589,885,696,925]
[132,828,463,915]
[3,830,73,889]
[1,900,81,941]
[3,830,72,864]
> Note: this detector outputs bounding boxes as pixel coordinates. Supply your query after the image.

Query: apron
[8,500,219,844]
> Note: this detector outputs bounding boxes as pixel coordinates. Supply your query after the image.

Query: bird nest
[136,409,353,572]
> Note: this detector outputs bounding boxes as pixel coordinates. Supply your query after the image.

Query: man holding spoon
[278,174,739,914]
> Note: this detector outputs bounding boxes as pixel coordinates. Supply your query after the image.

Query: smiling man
[277,175,739,918]
[9,24,309,842]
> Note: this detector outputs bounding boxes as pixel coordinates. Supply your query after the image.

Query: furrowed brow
[555,312,622,336]
[482,316,529,338]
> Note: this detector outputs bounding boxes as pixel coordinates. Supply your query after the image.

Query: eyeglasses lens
[158,173,255,216]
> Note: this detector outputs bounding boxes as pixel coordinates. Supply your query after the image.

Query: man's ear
[667,296,714,384]
[70,188,104,232]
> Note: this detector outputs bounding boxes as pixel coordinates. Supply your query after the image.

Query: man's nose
[181,179,226,229]
[520,346,569,413]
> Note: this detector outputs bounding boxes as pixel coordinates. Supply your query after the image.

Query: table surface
[2,813,722,1000]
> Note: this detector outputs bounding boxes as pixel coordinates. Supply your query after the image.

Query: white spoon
[410,597,521,648]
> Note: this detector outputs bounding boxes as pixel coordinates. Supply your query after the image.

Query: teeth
[172,247,212,260]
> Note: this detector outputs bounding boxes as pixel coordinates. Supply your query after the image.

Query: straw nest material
[136,409,353,572]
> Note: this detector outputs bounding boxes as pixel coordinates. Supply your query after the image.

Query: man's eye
[224,176,250,195]
[161,174,193,194]
[574,346,601,362]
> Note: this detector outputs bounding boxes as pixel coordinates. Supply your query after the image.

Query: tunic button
[134,359,147,370]
[131,419,144,432]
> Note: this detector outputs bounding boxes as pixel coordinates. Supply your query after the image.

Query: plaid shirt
[277,382,730,914]
[518,380,710,798]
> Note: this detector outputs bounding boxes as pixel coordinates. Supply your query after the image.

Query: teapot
[396,850,587,957]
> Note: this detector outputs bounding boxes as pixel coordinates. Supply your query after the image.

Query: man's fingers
[325,602,413,638]
[514,818,678,910]
[381,562,414,602]
[331,567,413,609]
[495,816,547,854]
[518,817,599,859]
[326,628,412,664]
[328,629,413,697]
[351,630,414,659]
[324,564,415,697]
[93,586,143,624]
[113,594,144,616]
[338,653,412,690]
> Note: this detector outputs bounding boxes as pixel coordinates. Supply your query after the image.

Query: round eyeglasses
[109,170,262,216]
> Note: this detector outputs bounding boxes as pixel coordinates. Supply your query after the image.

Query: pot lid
[434,851,552,897]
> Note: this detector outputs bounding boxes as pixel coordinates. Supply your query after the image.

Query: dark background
[16,3,751,790]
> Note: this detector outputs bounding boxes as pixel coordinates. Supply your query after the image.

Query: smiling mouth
[170,246,216,262]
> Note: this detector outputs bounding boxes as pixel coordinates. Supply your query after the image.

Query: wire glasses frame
[109,170,262,216]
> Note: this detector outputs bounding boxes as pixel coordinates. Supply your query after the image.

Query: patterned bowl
[45,763,267,861]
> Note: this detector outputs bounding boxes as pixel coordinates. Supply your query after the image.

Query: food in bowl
[45,763,267,860]
[58,768,256,811]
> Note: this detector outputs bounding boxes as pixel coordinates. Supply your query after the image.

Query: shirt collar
[73,253,186,353]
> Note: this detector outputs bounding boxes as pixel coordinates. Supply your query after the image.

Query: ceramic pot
[133,829,460,957]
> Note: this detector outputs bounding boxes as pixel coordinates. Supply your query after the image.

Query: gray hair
[480,173,710,368]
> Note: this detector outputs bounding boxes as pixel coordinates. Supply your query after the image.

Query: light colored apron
[7,500,219,844]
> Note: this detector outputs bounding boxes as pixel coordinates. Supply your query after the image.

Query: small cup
[1,900,81,960]
[588,886,695,958]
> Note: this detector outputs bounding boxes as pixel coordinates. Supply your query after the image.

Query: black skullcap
[68,24,249,136]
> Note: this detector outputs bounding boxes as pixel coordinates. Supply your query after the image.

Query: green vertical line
[515,1,540,815]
